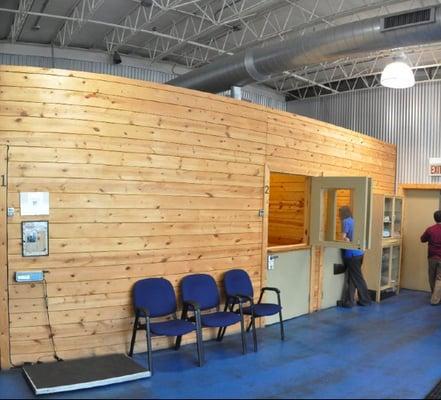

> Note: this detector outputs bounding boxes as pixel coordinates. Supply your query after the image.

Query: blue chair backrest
[224,269,254,298]
[181,274,220,311]
[133,278,177,318]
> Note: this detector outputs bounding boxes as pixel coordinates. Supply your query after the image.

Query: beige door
[401,189,441,291]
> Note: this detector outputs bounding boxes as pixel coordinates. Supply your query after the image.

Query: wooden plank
[0,117,267,155]
[8,162,263,188]
[8,147,263,177]
[0,66,271,117]
[8,222,262,239]
[8,243,261,270]
[8,232,262,255]
[0,146,9,369]
[8,192,262,210]
[9,177,262,199]
[8,254,261,284]
[0,99,265,135]
[0,131,266,165]
[0,72,268,126]
[8,208,260,224]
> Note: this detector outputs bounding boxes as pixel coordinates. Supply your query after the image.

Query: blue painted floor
[1,289,440,399]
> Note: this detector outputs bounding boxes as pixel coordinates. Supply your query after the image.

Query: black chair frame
[128,301,204,373]
[219,287,284,351]
[182,295,248,354]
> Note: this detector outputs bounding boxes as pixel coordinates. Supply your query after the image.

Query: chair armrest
[228,294,254,305]
[136,306,150,318]
[261,287,280,294]
[183,300,201,312]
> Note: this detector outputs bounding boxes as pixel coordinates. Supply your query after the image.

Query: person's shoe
[357,301,372,306]
[337,300,353,308]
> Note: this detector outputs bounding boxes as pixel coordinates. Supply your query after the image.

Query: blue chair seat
[150,320,196,336]
[243,303,281,317]
[201,311,241,327]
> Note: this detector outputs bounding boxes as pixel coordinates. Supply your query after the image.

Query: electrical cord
[42,277,62,362]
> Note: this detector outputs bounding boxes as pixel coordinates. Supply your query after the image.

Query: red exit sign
[429,158,441,176]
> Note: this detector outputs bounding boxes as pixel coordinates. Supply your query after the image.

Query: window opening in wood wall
[267,172,309,247]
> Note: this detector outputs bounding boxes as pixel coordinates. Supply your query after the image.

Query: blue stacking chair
[180,274,248,354]
[223,269,284,351]
[128,278,204,373]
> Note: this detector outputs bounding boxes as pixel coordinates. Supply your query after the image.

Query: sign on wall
[429,158,441,176]
[22,221,49,257]
[20,192,49,216]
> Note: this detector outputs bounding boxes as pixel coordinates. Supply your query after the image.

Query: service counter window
[267,173,372,252]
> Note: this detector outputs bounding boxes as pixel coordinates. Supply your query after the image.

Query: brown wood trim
[0,146,10,369]
[260,163,270,328]
[399,184,441,195]
[267,244,311,253]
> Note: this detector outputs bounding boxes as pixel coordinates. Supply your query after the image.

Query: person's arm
[342,218,351,242]
[421,228,430,243]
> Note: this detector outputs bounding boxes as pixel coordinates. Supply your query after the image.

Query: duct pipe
[168,6,441,93]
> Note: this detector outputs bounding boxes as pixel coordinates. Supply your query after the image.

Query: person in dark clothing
[338,206,372,308]
[420,210,441,305]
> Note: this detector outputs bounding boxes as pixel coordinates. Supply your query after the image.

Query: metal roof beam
[148,0,285,63]
[0,6,230,56]
[55,0,106,47]
[104,0,185,54]
[8,0,34,42]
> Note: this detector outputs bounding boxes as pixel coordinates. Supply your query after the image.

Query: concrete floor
[1,289,440,399]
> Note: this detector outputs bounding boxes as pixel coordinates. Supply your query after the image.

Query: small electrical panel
[7,207,15,217]
[15,271,44,283]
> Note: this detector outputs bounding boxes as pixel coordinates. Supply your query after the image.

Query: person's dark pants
[341,255,371,306]
[428,258,441,305]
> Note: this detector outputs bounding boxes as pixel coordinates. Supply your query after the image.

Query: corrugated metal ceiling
[1,0,441,97]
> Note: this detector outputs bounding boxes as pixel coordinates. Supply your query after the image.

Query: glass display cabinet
[364,195,403,302]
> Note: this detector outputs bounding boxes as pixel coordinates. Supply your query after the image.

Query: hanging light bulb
[380,60,415,89]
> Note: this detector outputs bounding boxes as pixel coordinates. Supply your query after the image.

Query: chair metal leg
[251,316,257,352]
[237,307,247,355]
[246,320,252,332]
[128,315,139,357]
[145,318,153,373]
[217,326,227,341]
[239,317,247,355]
[195,315,204,367]
[279,310,285,340]
[175,335,182,350]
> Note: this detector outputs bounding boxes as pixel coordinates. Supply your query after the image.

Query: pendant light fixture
[380,57,415,89]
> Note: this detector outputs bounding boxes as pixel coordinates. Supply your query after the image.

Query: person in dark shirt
[420,210,441,305]
[338,206,372,308]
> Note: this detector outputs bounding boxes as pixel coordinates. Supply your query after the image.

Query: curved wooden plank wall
[0,66,396,367]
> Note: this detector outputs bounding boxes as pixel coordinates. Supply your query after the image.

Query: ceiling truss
[2,0,441,99]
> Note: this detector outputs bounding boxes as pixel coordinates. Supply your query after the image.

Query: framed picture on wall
[22,221,49,257]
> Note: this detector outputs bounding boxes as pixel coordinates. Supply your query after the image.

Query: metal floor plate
[22,354,151,395]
